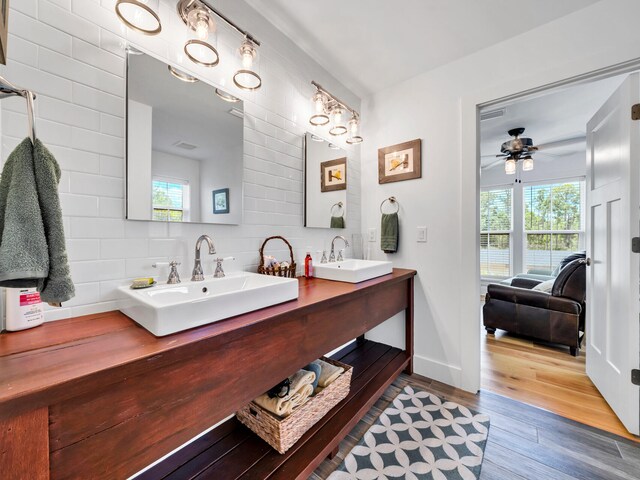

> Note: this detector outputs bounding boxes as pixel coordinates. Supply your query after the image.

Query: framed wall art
[212,188,230,214]
[320,157,347,192]
[378,139,422,184]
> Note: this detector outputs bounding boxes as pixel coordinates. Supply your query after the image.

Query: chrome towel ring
[331,202,344,215]
[380,196,400,214]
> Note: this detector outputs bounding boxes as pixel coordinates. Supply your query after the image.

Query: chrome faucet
[329,235,350,262]
[192,235,216,281]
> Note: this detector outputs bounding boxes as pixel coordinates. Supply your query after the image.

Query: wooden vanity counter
[0,269,415,480]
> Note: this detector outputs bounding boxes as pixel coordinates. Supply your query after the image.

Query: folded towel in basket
[254,369,316,417]
[312,359,344,388]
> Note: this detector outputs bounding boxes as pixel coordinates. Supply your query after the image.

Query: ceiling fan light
[522,156,534,171]
[505,158,516,175]
[346,135,363,145]
[115,0,162,35]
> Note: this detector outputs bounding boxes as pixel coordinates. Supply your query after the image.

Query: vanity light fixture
[233,37,262,91]
[215,88,240,103]
[115,0,162,35]
[168,65,199,83]
[310,81,363,143]
[176,0,262,87]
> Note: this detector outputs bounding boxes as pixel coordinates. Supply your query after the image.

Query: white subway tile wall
[1,0,361,322]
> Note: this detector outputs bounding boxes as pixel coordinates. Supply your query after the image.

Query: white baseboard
[413,354,463,389]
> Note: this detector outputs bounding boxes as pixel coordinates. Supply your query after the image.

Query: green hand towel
[0,138,75,304]
[330,215,345,228]
[381,212,399,253]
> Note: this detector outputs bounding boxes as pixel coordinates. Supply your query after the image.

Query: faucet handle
[337,249,345,262]
[213,256,234,278]
[153,261,181,284]
[318,250,328,263]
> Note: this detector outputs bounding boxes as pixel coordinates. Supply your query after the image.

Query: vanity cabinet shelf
[0,269,415,480]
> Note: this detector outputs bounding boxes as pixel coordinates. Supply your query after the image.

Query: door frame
[459,57,640,394]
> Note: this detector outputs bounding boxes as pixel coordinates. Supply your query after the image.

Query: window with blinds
[152,180,187,222]
[480,187,513,278]
[524,181,583,274]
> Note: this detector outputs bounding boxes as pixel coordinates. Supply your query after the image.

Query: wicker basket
[257,236,297,278]
[236,358,352,454]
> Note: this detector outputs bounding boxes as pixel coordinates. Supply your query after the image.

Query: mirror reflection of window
[152,179,189,222]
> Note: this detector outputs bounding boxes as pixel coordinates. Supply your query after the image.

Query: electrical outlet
[368,228,376,242]
[417,226,427,243]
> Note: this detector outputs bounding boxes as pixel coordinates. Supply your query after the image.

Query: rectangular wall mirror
[304,133,347,228]
[126,51,243,225]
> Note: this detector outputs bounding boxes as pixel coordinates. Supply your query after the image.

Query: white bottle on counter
[5,288,45,331]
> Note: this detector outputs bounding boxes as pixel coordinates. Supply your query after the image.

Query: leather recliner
[483,258,587,356]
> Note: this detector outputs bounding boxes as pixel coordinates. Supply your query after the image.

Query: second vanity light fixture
[309,81,363,144]
[115,0,262,91]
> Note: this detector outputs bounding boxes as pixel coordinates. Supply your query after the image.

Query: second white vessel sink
[314,259,393,283]
[119,272,299,336]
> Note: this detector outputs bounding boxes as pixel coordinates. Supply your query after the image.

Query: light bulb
[242,51,253,69]
[505,158,516,175]
[522,156,534,171]
[195,18,209,40]
[331,107,343,125]
[312,92,325,114]
[348,116,359,135]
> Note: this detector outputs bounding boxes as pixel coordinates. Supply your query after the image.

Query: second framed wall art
[378,139,422,184]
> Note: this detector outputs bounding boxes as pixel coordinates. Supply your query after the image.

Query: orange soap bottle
[304,251,314,278]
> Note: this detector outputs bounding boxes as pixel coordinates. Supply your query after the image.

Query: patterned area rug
[328,386,490,480]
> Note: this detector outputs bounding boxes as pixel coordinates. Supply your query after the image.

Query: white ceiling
[128,52,243,161]
[246,0,601,96]
[480,74,626,170]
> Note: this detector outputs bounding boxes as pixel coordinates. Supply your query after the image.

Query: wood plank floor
[312,373,640,480]
[481,329,638,441]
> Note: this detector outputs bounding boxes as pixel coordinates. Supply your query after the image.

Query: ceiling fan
[481,134,586,171]
[495,127,537,174]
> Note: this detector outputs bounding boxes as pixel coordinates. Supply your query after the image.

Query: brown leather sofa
[483,259,587,356]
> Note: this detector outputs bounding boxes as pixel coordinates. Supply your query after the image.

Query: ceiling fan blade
[536,135,585,150]
[481,157,505,170]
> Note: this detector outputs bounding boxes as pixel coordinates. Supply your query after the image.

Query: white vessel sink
[314,259,393,283]
[118,272,299,336]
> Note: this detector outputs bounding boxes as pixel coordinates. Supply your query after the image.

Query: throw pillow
[533,278,555,293]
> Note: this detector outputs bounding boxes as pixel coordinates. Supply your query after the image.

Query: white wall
[361,0,640,392]
[199,143,243,225]
[0,0,361,321]
[151,150,201,222]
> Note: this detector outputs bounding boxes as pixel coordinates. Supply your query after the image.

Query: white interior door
[586,73,640,435]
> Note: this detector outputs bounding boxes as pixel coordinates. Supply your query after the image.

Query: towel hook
[0,74,37,143]
[380,196,399,214]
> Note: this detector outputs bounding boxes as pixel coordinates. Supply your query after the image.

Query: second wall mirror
[126,51,244,225]
[304,133,347,228]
